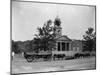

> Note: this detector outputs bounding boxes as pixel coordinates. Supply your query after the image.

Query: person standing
[12,51,15,60]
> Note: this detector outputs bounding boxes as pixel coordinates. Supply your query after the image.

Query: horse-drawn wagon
[24,51,52,62]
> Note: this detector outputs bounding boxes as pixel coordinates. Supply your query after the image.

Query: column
[56,42,58,51]
[69,43,72,51]
[69,43,70,51]
[68,43,69,51]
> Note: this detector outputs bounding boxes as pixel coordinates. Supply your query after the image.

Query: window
[62,42,65,51]
[66,43,69,51]
[58,42,60,51]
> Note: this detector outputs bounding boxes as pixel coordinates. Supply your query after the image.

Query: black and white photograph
[11,0,96,74]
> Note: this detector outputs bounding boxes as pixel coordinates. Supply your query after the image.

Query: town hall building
[52,16,82,56]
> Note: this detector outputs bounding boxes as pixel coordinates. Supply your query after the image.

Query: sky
[12,1,96,41]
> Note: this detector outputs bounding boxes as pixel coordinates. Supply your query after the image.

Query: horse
[53,54,65,60]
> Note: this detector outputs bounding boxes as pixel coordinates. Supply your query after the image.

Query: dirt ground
[11,55,96,74]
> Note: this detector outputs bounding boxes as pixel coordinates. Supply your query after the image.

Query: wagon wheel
[26,57,33,62]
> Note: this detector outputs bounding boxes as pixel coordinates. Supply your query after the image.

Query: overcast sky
[12,1,95,41]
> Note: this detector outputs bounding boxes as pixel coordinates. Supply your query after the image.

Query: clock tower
[54,16,62,38]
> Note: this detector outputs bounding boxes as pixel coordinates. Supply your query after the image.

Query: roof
[56,35,71,41]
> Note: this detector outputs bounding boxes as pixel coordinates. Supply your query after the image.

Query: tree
[83,27,96,52]
[12,40,15,52]
[12,40,19,53]
[33,20,56,53]
[19,40,33,52]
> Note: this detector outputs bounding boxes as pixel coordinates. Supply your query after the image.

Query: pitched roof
[56,35,71,41]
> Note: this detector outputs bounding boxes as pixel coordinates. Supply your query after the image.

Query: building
[52,16,82,56]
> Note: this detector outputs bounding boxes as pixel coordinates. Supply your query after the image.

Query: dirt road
[11,56,96,74]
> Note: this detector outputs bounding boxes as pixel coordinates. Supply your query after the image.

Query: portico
[57,42,71,51]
